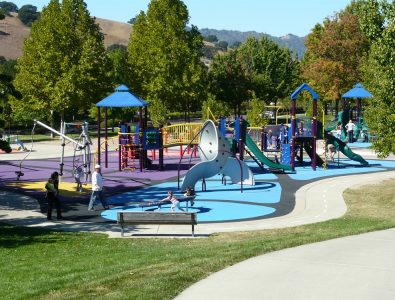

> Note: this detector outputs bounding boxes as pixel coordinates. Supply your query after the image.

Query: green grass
[1,179,395,300]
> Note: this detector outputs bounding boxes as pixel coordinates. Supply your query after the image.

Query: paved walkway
[176,228,395,300]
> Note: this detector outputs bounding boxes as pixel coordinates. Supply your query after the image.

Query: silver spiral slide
[180,120,255,191]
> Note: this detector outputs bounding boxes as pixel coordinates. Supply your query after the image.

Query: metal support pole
[159,125,164,171]
[291,100,296,170]
[312,99,317,170]
[60,121,66,176]
[97,107,101,165]
[118,131,121,171]
[105,107,108,168]
[139,107,143,172]
[239,117,244,161]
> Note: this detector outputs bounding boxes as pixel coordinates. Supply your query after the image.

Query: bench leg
[121,225,124,237]
[192,224,194,237]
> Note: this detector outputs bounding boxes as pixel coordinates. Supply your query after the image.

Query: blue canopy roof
[96,84,148,107]
[342,83,373,99]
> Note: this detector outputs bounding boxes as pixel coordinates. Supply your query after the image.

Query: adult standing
[88,164,109,211]
[345,120,356,143]
[45,172,62,220]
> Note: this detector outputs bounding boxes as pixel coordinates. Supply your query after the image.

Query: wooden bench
[117,211,198,237]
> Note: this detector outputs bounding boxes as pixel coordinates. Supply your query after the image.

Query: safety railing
[162,123,203,147]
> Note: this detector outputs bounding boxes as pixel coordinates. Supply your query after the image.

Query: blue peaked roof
[96,84,148,107]
[342,83,373,99]
[291,83,318,101]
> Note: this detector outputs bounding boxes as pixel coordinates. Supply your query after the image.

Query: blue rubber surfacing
[100,158,394,223]
[102,180,281,222]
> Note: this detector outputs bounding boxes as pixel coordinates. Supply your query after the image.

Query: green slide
[245,134,293,171]
[325,131,369,166]
[303,143,324,166]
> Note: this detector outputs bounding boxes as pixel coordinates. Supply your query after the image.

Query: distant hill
[199,28,306,58]
[0,12,131,60]
[0,13,305,61]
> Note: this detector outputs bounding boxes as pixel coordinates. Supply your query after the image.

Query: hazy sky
[10,0,352,36]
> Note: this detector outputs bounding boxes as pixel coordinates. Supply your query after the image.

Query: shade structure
[95,84,148,170]
[96,84,148,107]
[342,83,373,99]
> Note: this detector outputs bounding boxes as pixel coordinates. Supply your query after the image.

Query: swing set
[16,119,92,186]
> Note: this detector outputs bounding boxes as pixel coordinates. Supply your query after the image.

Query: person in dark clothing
[45,172,62,220]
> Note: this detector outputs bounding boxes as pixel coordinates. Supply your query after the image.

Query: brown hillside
[0,13,30,60]
[95,17,131,48]
[0,13,131,60]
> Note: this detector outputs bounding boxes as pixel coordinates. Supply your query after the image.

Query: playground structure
[91,83,370,181]
[326,83,373,143]
[179,120,254,192]
[95,85,202,172]
[15,119,92,182]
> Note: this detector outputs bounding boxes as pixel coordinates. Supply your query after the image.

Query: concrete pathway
[176,228,395,300]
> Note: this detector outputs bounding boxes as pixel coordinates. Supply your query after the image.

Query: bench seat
[117,211,197,237]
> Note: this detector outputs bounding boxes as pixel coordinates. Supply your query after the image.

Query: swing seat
[15,171,24,180]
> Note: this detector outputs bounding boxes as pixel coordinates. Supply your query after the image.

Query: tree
[0,58,17,78]
[13,0,110,124]
[0,74,21,129]
[209,49,250,115]
[127,0,207,125]
[209,36,299,116]
[107,44,129,86]
[216,40,228,51]
[18,4,40,26]
[359,0,395,156]
[127,17,136,24]
[0,10,5,20]
[237,37,299,106]
[204,34,218,43]
[0,1,18,14]
[301,6,370,115]
[246,92,268,126]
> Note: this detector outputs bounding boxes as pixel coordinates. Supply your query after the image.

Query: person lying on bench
[160,191,185,212]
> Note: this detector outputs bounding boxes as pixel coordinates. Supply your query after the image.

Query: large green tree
[301,5,370,115]
[0,74,21,129]
[209,36,298,115]
[209,49,250,115]
[127,0,207,126]
[237,37,299,106]
[359,0,395,156]
[13,0,110,123]
[18,4,40,26]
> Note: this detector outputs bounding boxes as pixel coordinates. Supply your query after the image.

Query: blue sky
[11,0,352,36]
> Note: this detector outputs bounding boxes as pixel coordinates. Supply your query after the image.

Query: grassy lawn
[1,179,394,300]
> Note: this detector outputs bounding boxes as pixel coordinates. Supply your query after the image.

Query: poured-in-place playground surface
[1,146,395,225]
